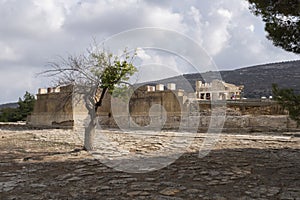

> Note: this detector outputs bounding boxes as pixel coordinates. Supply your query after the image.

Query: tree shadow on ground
[1,145,299,199]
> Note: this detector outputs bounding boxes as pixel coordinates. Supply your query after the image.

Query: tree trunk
[95,87,108,112]
[84,110,96,151]
[83,88,107,150]
[82,89,98,151]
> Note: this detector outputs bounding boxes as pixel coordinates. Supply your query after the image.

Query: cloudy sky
[0,0,299,104]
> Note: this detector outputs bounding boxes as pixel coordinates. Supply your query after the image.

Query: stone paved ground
[0,125,299,200]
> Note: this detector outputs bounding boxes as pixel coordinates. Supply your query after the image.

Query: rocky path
[0,127,299,200]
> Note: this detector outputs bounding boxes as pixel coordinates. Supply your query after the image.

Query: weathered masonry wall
[27,85,74,128]
[98,99,298,132]
[99,114,298,133]
[28,85,113,128]
[28,85,298,132]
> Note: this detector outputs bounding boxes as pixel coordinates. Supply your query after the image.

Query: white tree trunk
[83,94,97,151]
[84,112,96,150]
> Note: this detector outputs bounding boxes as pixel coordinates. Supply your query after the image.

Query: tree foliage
[0,91,36,122]
[272,84,300,125]
[0,107,19,122]
[44,46,137,112]
[42,43,137,150]
[248,0,300,54]
[17,91,36,120]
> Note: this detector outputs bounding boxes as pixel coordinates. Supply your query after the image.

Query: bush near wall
[0,92,36,122]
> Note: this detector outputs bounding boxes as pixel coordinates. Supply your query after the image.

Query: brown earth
[0,123,299,200]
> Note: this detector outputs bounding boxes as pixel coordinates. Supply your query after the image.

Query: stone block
[167,83,176,90]
[248,115,288,131]
[224,116,249,128]
[38,88,47,94]
[156,84,164,91]
[147,86,155,92]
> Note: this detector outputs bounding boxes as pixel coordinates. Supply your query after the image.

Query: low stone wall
[27,113,73,128]
[0,122,30,130]
[97,114,299,133]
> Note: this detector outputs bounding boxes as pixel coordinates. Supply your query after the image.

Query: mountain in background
[145,60,300,98]
[0,102,18,109]
[0,60,299,109]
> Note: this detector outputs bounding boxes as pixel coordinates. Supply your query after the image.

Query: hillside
[0,102,18,109]
[221,60,300,98]
[146,60,300,98]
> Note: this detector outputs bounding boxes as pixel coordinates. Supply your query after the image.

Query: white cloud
[63,0,186,36]
[246,24,255,32]
[189,6,202,25]
[145,7,185,30]
[0,66,47,103]
[217,8,232,19]
[203,7,232,55]
[134,49,183,82]
[32,0,66,30]
[0,43,21,61]
[186,6,204,45]
[0,0,298,103]
[136,48,151,60]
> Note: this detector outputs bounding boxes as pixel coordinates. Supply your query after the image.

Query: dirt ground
[0,123,299,200]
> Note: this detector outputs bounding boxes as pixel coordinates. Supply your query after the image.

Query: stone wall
[98,114,298,132]
[96,95,298,132]
[27,85,74,128]
[28,85,298,132]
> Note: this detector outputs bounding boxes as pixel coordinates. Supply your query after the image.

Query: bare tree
[42,43,137,150]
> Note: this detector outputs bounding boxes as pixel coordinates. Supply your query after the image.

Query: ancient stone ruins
[3,80,300,200]
[27,80,298,132]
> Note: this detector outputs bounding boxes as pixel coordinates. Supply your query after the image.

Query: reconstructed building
[195,80,244,100]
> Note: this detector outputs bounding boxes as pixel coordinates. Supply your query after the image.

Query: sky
[0,0,299,104]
